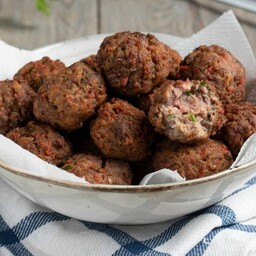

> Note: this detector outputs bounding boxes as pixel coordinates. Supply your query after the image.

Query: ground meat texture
[153,139,233,180]
[90,98,154,161]
[62,153,133,185]
[33,61,107,131]
[0,79,36,135]
[179,45,246,105]
[80,55,101,73]
[14,56,65,92]
[222,102,256,158]
[97,31,173,96]
[6,121,73,166]
[165,45,182,79]
[148,79,225,143]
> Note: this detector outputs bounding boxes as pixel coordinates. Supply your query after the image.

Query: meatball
[6,121,73,166]
[69,125,103,156]
[97,31,178,96]
[153,139,233,180]
[165,45,182,79]
[148,79,226,143]
[80,54,101,73]
[90,98,154,161]
[33,61,107,131]
[62,153,133,185]
[222,102,256,158]
[14,56,65,92]
[0,79,36,135]
[179,44,246,105]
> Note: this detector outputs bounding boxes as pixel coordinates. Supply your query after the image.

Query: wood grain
[0,0,98,49]
[0,0,255,55]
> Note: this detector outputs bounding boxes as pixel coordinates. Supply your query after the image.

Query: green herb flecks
[199,81,207,87]
[188,112,197,122]
[63,164,73,171]
[166,114,175,121]
[185,91,192,96]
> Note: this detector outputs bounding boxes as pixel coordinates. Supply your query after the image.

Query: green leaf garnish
[185,91,192,96]
[36,0,50,15]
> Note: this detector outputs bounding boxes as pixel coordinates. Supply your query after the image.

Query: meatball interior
[148,79,225,143]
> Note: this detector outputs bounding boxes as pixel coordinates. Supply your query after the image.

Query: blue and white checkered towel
[1,175,256,256]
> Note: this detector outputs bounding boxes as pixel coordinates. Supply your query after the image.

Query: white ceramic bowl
[0,34,256,225]
[1,157,256,225]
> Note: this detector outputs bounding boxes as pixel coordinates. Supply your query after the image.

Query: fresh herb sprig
[35,0,51,15]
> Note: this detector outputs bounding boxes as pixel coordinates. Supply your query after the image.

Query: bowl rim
[1,157,256,193]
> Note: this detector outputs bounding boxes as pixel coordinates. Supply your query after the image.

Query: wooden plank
[99,0,256,56]
[0,0,97,50]
[99,0,204,37]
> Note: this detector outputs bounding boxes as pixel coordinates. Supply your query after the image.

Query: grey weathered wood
[0,0,98,49]
[0,0,255,55]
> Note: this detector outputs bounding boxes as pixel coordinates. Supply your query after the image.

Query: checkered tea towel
[1,174,256,256]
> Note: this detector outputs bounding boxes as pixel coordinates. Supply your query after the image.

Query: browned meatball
[6,121,73,166]
[90,98,154,161]
[0,79,36,135]
[14,56,65,92]
[80,54,101,73]
[165,45,182,79]
[33,61,107,131]
[97,31,178,96]
[148,79,226,143]
[62,153,133,185]
[153,139,233,180]
[179,45,246,105]
[222,102,256,158]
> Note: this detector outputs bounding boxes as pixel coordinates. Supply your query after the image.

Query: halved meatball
[148,79,226,143]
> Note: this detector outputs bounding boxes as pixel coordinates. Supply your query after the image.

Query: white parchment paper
[0,10,256,185]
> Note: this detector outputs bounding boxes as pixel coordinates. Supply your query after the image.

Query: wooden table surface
[0,0,255,56]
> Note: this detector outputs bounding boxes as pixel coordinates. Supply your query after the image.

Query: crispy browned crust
[90,98,154,161]
[180,44,246,105]
[62,153,133,185]
[153,138,233,180]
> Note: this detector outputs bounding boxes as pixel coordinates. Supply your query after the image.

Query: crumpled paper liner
[0,10,256,185]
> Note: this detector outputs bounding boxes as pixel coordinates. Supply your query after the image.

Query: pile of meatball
[1,31,254,185]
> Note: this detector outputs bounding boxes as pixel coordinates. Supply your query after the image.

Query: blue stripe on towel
[0,212,70,255]
[187,223,256,256]
[82,214,199,255]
